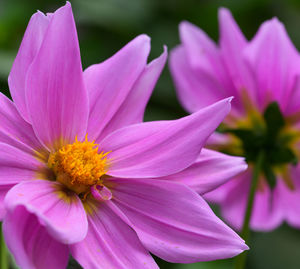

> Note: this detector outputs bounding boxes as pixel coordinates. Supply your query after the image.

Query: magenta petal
[70,201,158,269]
[0,185,14,220]
[170,46,226,113]
[277,170,300,228]
[250,182,283,231]
[4,180,88,244]
[84,35,151,141]
[3,206,69,269]
[218,8,256,99]
[8,11,50,123]
[162,149,247,194]
[95,46,167,142]
[26,2,89,149]
[179,21,220,74]
[0,93,42,152]
[102,98,232,178]
[109,178,248,263]
[208,172,283,231]
[179,21,235,97]
[0,142,42,184]
[285,75,300,116]
[244,18,300,110]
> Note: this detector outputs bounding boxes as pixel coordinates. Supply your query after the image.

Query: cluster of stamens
[48,136,110,195]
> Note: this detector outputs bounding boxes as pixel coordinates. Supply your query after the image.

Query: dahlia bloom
[0,3,248,268]
[170,8,300,231]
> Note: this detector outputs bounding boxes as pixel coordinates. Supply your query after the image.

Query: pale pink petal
[0,93,42,152]
[0,142,42,185]
[244,17,300,111]
[206,131,231,145]
[169,46,226,113]
[277,167,300,228]
[284,75,300,116]
[203,174,235,204]
[219,8,256,101]
[4,180,88,244]
[3,206,69,269]
[0,185,14,220]
[179,21,236,97]
[161,149,247,194]
[179,21,220,74]
[84,35,151,141]
[26,2,89,149]
[207,172,283,231]
[8,11,50,123]
[71,201,158,269]
[109,177,248,263]
[102,98,232,178]
[95,46,167,142]
[251,181,283,231]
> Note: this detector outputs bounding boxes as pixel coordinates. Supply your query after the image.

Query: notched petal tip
[148,45,168,68]
[53,1,73,17]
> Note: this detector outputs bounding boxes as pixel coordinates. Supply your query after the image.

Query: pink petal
[0,93,42,153]
[218,8,256,101]
[206,131,231,145]
[70,201,158,269]
[8,11,50,123]
[161,149,247,194]
[284,75,300,116]
[251,181,283,231]
[169,46,226,113]
[0,142,42,184]
[277,168,300,228]
[207,172,283,231]
[3,206,69,269]
[244,17,300,111]
[179,21,220,74]
[0,185,14,220]
[4,180,88,244]
[84,35,151,141]
[102,98,232,178]
[25,2,89,150]
[95,46,167,142]
[109,177,248,263]
[179,21,236,98]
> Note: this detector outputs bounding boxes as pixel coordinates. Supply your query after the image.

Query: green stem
[0,223,8,269]
[234,151,265,269]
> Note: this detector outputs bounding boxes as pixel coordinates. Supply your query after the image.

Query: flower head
[170,7,300,231]
[1,3,248,268]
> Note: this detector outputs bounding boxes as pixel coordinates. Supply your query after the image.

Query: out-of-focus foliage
[1,0,300,268]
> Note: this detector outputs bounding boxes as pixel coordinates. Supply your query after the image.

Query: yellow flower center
[48,136,110,195]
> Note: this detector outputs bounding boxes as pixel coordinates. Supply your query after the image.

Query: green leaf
[224,129,258,145]
[269,147,298,165]
[262,163,277,189]
[263,102,285,138]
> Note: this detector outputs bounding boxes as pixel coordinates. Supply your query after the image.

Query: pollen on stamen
[48,135,110,194]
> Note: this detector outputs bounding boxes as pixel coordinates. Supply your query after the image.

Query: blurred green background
[1,0,300,268]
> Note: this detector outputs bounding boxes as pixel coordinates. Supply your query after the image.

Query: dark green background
[1,0,300,268]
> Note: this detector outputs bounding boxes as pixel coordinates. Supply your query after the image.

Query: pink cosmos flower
[0,3,248,268]
[170,7,300,231]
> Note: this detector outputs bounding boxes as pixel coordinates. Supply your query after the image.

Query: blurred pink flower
[170,7,300,231]
[0,3,248,268]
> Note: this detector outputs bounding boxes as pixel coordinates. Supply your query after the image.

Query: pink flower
[170,7,300,231]
[0,3,248,268]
